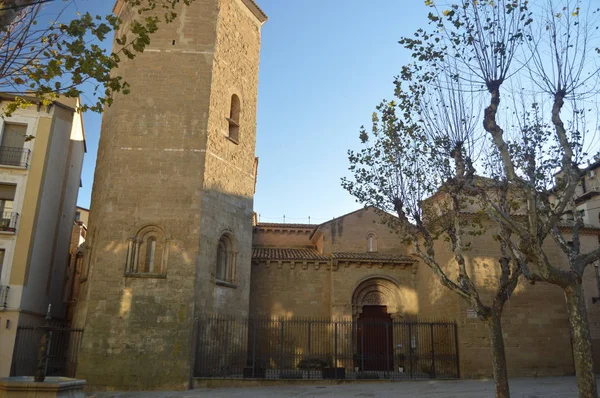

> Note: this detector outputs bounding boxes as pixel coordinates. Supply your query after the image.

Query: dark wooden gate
[356,306,393,371]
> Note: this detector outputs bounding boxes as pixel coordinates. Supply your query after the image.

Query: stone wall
[417,224,574,378]
[194,0,264,317]
[253,226,314,248]
[73,0,265,391]
[318,208,403,254]
[249,263,332,318]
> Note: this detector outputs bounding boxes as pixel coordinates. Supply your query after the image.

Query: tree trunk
[488,310,510,398]
[565,282,598,398]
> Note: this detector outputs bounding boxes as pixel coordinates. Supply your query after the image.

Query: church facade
[72,0,600,392]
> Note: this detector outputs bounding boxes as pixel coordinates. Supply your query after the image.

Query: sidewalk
[88,376,597,397]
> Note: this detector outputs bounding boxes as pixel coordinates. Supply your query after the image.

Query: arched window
[125,225,169,276]
[367,233,377,252]
[145,237,157,273]
[227,94,241,143]
[216,233,236,284]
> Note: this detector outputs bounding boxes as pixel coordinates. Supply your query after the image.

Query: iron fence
[194,315,459,380]
[0,146,30,168]
[10,323,84,377]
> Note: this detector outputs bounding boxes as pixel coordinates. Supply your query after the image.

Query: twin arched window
[125,226,168,276]
[216,233,236,284]
[227,95,241,143]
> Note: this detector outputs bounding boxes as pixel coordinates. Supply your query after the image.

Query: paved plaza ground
[88,376,600,397]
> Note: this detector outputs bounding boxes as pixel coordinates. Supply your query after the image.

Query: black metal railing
[0,212,18,232]
[194,315,459,380]
[10,322,84,378]
[0,285,9,308]
[0,146,30,168]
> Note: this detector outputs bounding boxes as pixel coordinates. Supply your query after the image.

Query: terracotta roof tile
[252,247,329,261]
[331,252,416,263]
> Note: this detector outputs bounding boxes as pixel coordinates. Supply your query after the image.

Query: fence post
[408,321,413,379]
[430,324,436,379]
[385,322,390,378]
[454,321,460,379]
[280,319,285,370]
[334,321,338,378]
[252,318,257,378]
[360,321,364,372]
[307,320,312,356]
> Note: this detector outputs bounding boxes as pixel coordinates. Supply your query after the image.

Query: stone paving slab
[87,376,600,398]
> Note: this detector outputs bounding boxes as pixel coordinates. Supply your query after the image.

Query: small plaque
[467,309,478,319]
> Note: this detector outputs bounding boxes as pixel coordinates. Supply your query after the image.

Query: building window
[145,237,157,272]
[367,233,377,252]
[0,184,17,232]
[227,94,241,143]
[125,225,169,277]
[0,123,29,167]
[216,233,236,285]
[0,249,5,283]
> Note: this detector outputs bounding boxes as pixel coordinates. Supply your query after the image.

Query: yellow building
[0,94,86,378]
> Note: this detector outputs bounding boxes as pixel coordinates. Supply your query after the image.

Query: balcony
[0,146,30,168]
[0,212,18,233]
[0,285,8,309]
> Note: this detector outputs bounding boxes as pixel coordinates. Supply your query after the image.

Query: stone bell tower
[73,0,266,391]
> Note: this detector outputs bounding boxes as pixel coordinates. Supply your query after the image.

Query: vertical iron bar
[280,319,284,372]
[430,324,436,379]
[408,321,413,379]
[334,321,338,379]
[454,322,460,379]
[360,319,364,372]
[385,321,390,378]
[308,320,312,357]
[252,317,257,378]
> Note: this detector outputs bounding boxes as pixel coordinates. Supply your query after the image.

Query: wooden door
[356,306,393,371]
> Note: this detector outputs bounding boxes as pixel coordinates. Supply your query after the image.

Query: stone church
[72,0,600,392]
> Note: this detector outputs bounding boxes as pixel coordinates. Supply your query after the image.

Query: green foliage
[0,0,194,116]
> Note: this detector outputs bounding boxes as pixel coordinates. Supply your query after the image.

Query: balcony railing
[0,146,31,168]
[0,285,9,309]
[0,212,19,233]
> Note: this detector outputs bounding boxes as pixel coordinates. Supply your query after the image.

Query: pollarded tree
[343,63,523,397]
[394,0,599,396]
[0,0,193,116]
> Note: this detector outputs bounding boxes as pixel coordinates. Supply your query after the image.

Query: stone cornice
[251,258,418,273]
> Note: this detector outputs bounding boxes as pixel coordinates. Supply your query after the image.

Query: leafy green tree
[0,0,193,116]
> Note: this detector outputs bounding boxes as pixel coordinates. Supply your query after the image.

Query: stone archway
[351,277,404,319]
[351,277,403,371]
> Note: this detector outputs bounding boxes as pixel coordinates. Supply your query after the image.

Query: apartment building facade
[0,94,86,377]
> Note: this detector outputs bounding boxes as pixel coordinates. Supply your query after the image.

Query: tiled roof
[255,223,316,229]
[331,252,416,263]
[252,248,329,261]
[557,221,600,231]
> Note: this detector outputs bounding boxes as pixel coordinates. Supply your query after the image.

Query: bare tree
[343,73,522,396]
[389,1,600,396]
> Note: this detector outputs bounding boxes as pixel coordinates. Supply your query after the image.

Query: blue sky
[53,0,431,223]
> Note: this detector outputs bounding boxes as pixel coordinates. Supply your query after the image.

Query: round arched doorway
[351,277,403,371]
